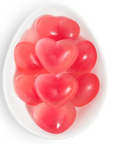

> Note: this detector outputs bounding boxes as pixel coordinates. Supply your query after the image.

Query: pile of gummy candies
[14,15,100,134]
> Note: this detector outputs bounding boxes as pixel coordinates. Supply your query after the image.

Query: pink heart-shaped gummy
[33,102,76,134]
[34,73,78,108]
[36,15,80,41]
[14,42,43,75]
[35,38,78,74]
[14,75,42,106]
[20,28,40,44]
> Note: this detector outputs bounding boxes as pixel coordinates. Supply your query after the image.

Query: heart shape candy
[34,73,78,108]
[68,40,97,77]
[36,15,80,41]
[71,73,100,107]
[33,102,76,134]
[20,28,40,44]
[14,42,43,75]
[35,38,78,74]
[14,75,42,106]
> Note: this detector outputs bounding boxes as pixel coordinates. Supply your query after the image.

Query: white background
[0,0,113,143]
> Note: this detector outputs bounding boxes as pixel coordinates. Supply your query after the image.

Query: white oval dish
[2,3,107,139]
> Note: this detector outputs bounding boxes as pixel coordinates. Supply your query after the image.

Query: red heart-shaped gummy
[71,73,100,107]
[20,17,40,44]
[34,73,78,108]
[36,15,80,41]
[14,42,43,75]
[68,40,97,77]
[33,102,76,134]
[20,28,40,44]
[35,38,78,74]
[14,75,42,106]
